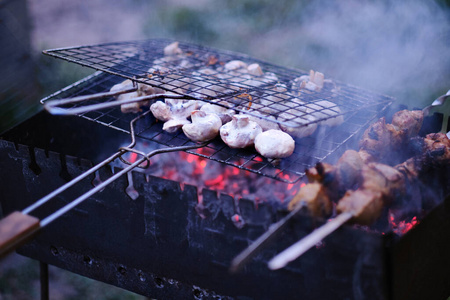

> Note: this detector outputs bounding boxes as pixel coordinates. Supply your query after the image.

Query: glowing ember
[117,144,301,208]
[389,213,419,235]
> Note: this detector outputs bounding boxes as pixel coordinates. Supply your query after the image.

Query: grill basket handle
[0,212,41,258]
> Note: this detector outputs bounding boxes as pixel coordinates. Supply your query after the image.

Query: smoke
[290,0,450,108]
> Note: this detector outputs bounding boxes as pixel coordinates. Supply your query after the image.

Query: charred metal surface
[1,106,448,299]
[0,129,389,299]
[391,196,450,300]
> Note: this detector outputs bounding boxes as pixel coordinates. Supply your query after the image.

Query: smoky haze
[27,0,450,109]
[288,0,450,108]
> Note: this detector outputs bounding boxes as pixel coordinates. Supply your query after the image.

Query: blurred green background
[1,0,450,298]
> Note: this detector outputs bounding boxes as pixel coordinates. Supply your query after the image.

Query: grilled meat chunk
[288,182,332,217]
[336,189,384,225]
[391,109,423,138]
[336,163,405,225]
[334,150,365,191]
[359,110,424,164]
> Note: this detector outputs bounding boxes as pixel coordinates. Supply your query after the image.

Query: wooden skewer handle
[0,212,41,258]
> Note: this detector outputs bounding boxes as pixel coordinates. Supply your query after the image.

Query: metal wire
[40,39,394,183]
[43,39,393,128]
[22,108,208,226]
[41,71,392,183]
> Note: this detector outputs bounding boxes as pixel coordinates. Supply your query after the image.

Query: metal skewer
[229,202,306,273]
[44,91,185,115]
[0,109,207,258]
[267,211,353,270]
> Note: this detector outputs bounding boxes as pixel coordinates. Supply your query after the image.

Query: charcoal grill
[1,39,449,299]
[40,39,393,182]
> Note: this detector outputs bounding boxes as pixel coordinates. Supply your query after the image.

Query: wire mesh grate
[41,39,393,183]
[43,39,393,129]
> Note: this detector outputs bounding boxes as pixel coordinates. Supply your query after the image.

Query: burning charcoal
[150,99,200,133]
[220,115,262,148]
[254,129,295,159]
[182,110,222,142]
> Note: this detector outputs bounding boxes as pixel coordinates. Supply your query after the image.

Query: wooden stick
[0,212,41,258]
[268,211,353,270]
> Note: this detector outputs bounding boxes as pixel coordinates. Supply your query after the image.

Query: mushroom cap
[254,129,295,158]
[150,101,172,122]
[220,115,263,148]
[182,110,222,142]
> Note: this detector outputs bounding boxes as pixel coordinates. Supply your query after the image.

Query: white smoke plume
[288,0,450,108]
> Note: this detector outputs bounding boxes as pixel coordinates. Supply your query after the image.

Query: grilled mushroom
[305,100,344,127]
[291,70,325,93]
[200,102,235,124]
[254,129,295,158]
[150,99,199,133]
[278,108,318,138]
[110,80,164,113]
[220,115,262,148]
[182,110,222,142]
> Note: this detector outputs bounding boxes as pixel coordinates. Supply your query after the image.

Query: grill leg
[40,261,49,300]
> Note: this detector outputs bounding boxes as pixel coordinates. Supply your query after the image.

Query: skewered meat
[254,129,295,158]
[220,115,262,148]
[334,150,365,191]
[396,132,450,179]
[288,182,332,217]
[289,110,427,225]
[150,99,199,133]
[182,110,222,142]
[335,189,384,225]
[391,109,423,138]
[267,110,448,270]
[359,110,424,164]
[336,162,406,225]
